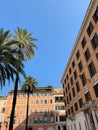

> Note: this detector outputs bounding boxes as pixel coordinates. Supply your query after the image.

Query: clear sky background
[0,0,90,96]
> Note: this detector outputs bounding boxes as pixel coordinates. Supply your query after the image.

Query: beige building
[61,0,98,130]
[2,87,66,130]
[0,96,7,130]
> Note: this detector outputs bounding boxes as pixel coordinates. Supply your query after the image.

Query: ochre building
[61,0,98,130]
[2,87,66,130]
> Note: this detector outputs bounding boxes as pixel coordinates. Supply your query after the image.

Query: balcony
[82,100,97,111]
[68,113,75,121]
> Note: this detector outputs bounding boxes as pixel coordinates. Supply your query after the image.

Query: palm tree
[0,28,25,89]
[9,27,37,130]
[21,76,37,130]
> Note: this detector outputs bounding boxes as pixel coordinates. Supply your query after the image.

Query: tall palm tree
[0,28,25,89]
[21,76,37,130]
[9,27,37,130]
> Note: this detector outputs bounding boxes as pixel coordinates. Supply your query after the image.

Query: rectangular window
[78,61,83,72]
[91,34,98,50]
[79,98,83,108]
[69,67,72,74]
[67,96,69,104]
[68,109,70,115]
[50,117,54,123]
[93,6,98,23]
[88,61,96,77]
[85,91,91,102]
[74,102,78,111]
[44,117,48,123]
[68,83,70,91]
[69,93,71,101]
[29,118,33,124]
[84,48,91,61]
[80,73,87,87]
[81,37,86,48]
[72,60,75,68]
[76,81,80,92]
[76,50,80,59]
[74,70,77,80]
[87,22,94,36]
[50,99,53,104]
[94,83,98,97]
[71,106,74,113]
[96,52,98,60]
[44,100,47,104]
[72,87,75,97]
[70,77,73,85]
[66,74,69,80]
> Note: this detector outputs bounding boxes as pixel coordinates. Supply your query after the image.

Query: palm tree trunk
[25,90,29,130]
[9,75,19,130]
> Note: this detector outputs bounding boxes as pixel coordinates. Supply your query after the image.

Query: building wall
[2,88,66,130]
[0,97,7,130]
[61,0,98,130]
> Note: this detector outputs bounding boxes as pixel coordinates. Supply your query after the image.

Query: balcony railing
[82,100,97,111]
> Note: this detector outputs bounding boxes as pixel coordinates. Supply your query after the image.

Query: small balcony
[82,100,97,111]
[68,113,75,121]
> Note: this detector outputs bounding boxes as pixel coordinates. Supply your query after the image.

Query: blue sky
[0,0,90,96]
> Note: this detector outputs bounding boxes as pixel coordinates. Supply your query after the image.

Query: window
[1,107,5,113]
[93,6,98,23]
[62,83,64,88]
[69,93,71,101]
[68,83,70,91]
[72,87,75,97]
[91,34,98,50]
[84,48,91,61]
[78,61,83,72]
[66,87,67,94]
[64,99,66,107]
[36,100,39,104]
[50,117,54,123]
[76,81,80,92]
[68,109,70,115]
[70,77,73,85]
[74,70,77,80]
[34,118,38,124]
[66,74,69,80]
[94,83,98,97]
[87,22,94,36]
[18,119,21,125]
[44,100,47,104]
[79,98,83,108]
[81,37,86,48]
[44,117,48,123]
[50,99,53,104]
[72,60,75,68]
[67,96,69,104]
[39,117,43,123]
[0,117,2,122]
[30,109,33,114]
[88,61,96,77]
[64,78,66,84]
[13,119,16,125]
[96,52,98,60]
[74,102,78,111]
[80,73,87,87]
[35,108,38,113]
[85,91,91,102]
[71,106,74,113]
[76,50,80,59]
[69,67,72,74]
[59,116,66,122]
